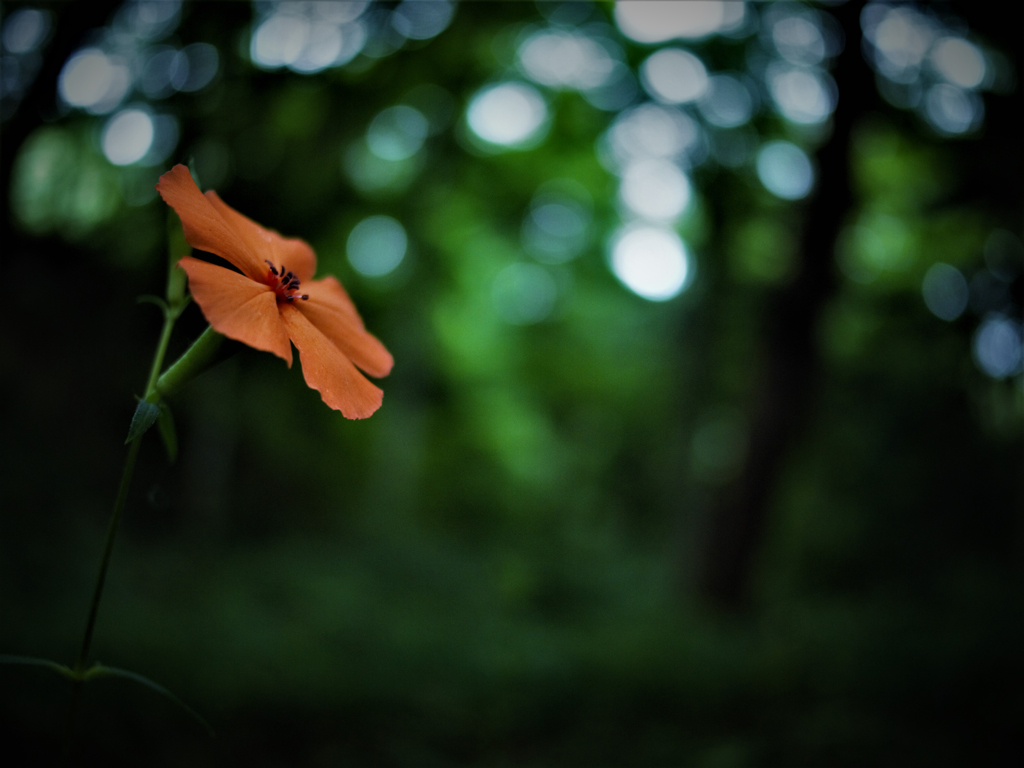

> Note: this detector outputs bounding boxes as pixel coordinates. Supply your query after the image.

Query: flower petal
[156,165,266,281]
[279,303,383,419]
[179,256,292,366]
[204,191,318,282]
[298,276,394,378]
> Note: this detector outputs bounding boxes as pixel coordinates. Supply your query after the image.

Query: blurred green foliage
[1,1,1021,766]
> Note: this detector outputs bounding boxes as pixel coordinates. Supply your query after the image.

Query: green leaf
[86,664,214,737]
[126,399,161,445]
[0,654,75,680]
[157,402,178,463]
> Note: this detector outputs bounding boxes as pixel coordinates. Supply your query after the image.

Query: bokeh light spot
[640,48,708,104]
[335,22,369,67]
[767,64,835,124]
[176,43,219,91]
[252,14,309,69]
[930,37,985,89]
[610,225,690,301]
[865,5,935,82]
[921,263,968,321]
[368,105,428,161]
[139,47,179,99]
[620,159,691,221]
[771,14,826,66]
[923,83,980,135]
[492,263,557,325]
[316,1,369,24]
[614,0,729,43]
[344,140,421,195]
[697,74,754,128]
[290,24,343,73]
[391,0,455,41]
[756,141,814,200]
[522,184,592,264]
[836,214,914,282]
[467,82,548,148]
[102,109,154,166]
[2,8,50,54]
[58,49,131,113]
[973,316,1023,379]
[12,126,120,237]
[517,29,616,91]
[347,215,408,277]
[582,61,639,112]
[605,103,703,168]
[145,114,180,166]
[115,0,181,41]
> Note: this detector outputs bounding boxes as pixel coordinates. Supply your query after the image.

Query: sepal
[126,399,161,444]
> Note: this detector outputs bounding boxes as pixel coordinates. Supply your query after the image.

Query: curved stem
[65,307,178,752]
[74,436,143,670]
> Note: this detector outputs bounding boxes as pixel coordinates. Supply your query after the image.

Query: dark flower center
[265,260,309,303]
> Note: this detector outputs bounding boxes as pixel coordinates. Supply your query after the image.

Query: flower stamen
[265,260,308,302]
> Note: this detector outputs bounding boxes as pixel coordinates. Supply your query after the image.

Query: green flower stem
[156,326,225,399]
[63,437,142,760]
[144,311,176,401]
[73,436,143,673]
[66,306,180,752]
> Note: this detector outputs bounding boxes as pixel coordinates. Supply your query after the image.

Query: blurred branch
[694,0,876,609]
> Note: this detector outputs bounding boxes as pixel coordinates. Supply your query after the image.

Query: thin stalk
[73,436,143,671]
[144,312,176,400]
[65,308,178,753]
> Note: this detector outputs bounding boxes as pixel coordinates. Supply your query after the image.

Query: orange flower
[155,164,392,419]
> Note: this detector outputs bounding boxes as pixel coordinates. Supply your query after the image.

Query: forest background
[1,1,1021,765]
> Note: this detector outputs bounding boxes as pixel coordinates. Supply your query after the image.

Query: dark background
[1,1,1021,765]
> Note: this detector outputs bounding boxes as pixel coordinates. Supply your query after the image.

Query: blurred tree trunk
[694,0,875,608]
